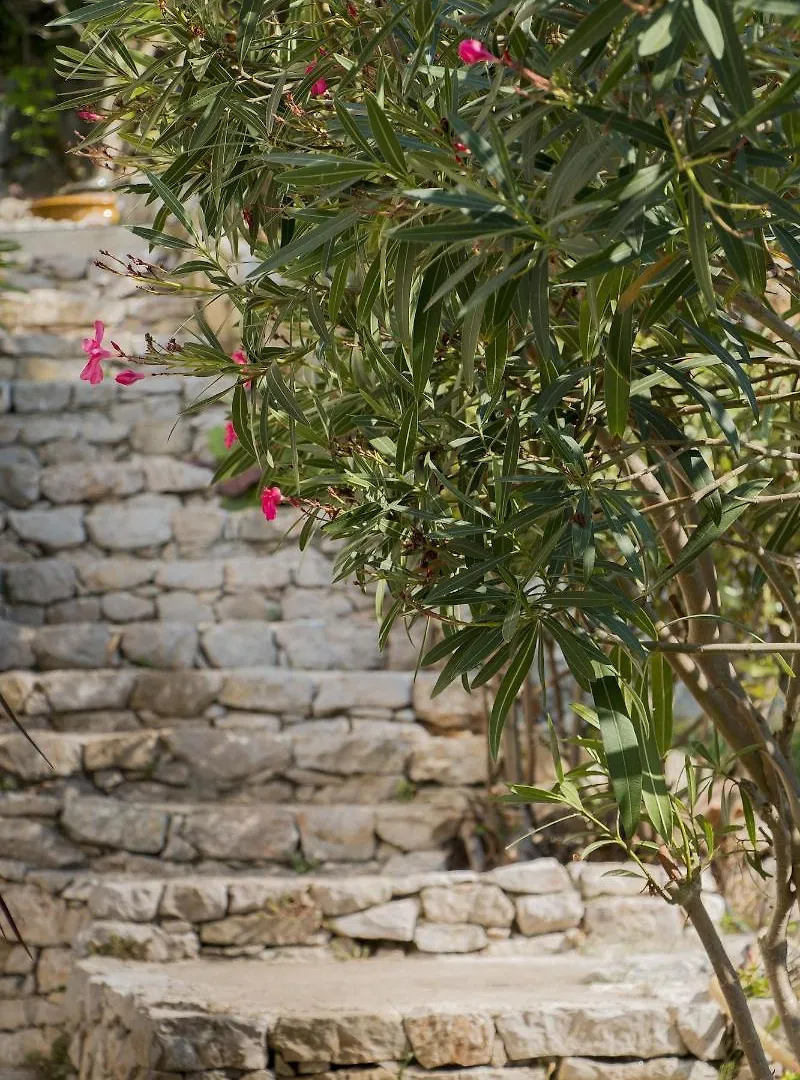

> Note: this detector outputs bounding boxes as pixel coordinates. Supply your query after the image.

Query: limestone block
[141,457,213,493]
[0,943,35,975]
[160,880,228,923]
[14,381,71,412]
[409,735,488,785]
[309,878,392,917]
[0,1026,61,1067]
[157,591,215,622]
[293,721,421,776]
[202,623,277,669]
[200,894,321,946]
[86,495,179,551]
[77,920,198,963]
[404,1010,495,1068]
[32,624,115,669]
[89,881,164,922]
[329,899,418,942]
[414,922,488,953]
[670,995,728,1060]
[0,623,34,670]
[496,1000,684,1060]
[4,559,76,604]
[78,558,156,592]
[0,884,88,947]
[274,621,382,671]
[7,506,85,549]
[0,820,83,868]
[62,794,168,854]
[121,623,198,669]
[0,732,81,780]
[224,553,297,593]
[569,862,666,899]
[559,1060,719,1080]
[171,506,227,554]
[216,594,281,621]
[102,592,155,621]
[220,670,316,714]
[181,806,298,861]
[0,447,40,507]
[297,806,376,863]
[36,947,72,993]
[405,1070,545,1080]
[515,893,584,936]
[130,417,192,456]
[582,897,684,944]
[412,674,485,730]
[282,588,352,621]
[83,732,159,772]
[375,801,464,852]
[155,561,224,591]
[48,596,101,623]
[272,1012,408,1064]
[486,859,572,894]
[419,885,513,928]
[164,729,291,784]
[147,1010,268,1072]
[41,669,137,712]
[313,672,412,716]
[130,670,221,716]
[39,463,144,504]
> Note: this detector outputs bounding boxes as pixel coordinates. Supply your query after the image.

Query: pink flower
[115,369,145,385]
[305,63,328,97]
[347,2,358,14]
[78,109,103,122]
[261,485,283,521]
[224,421,238,449]
[457,39,498,64]
[80,320,111,385]
[232,349,252,389]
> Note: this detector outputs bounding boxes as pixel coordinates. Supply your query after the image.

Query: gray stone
[42,669,136,712]
[62,794,168,853]
[89,881,164,921]
[582,897,684,944]
[164,728,291,784]
[83,731,159,771]
[0,731,82,780]
[0,884,87,946]
[142,457,213,493]
[297,806,376,863]
[329,899,418,942]
[671,995,728,1060]
[220,670,315,714]
[404,1011,495,1068]
[216,595,280,621]
[181,806,298,861]
[121,623,198,669]
[130,670,221,716]
[293,720,422,776]
[409,735,487,785]
[313,672,412,716]
[310,878,393,917]
[414,922,488,953]
[571,862,665,899]
[3,559,76,604]
[130,417,193,456]
[155,561,224,591]
[0,622,34,669]
[7,506,85,549]
[39,463,144,504]
[202,623,277,669]
[32,624,114,669]
[157,591,215,622]
[47,596,102,623]
[78,558,155,592]
[172,506,227,554]
[274,621,381,671]
[375,800,464,851]
[0,819,83,868]
[200,893,322,946]
[559,1060,718,1080]
[86,494,179,551]
[272,1012,408,1064]
[145,1010,267,1071]
[421,884,515,928]
[515,893,584,936]
[412,674,486,730]
[486,859,572,894]
[160,879,228,922]
[0,448,40,508]
[102,592,155,621]
[13,382,71,413]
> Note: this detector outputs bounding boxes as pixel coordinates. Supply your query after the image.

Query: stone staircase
[0,225,748,1079]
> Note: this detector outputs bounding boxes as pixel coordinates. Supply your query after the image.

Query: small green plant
[26,1033,73,1080]
[739,963,771,1000]
[289,853,319,875]
[393,779,417,803]
[88,935,146,961]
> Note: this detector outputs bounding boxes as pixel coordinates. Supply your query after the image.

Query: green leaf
[238,0,265,57]
[145,171,196,237]
[592,675,642,840]
[249,212,360,278]
[364,92,407,175]
[49,0,139,25]
[691,0,724,59]
[707,0,754,113]
[687,187,715,310]
[274,162,375,188]
[396,401,418,473]
[266,367,307,424]
[650,652,673,757]
[411,260,446,398]
[551,0,627,66]
[637,6,675,56]
[605,305,633,437]
[634,708,673,843]
[489,624,538,759]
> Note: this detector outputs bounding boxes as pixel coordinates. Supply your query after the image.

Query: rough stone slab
[141,458,213,493]
[200,894,321,947]
[272,1012,409,1064]
[77,558,156,592]
[39,463,144,504]
[121,623,199,670]
[515,893,584,936]
[7,506,85,549]
[582,897,684,944]
[89,881,164,922]
[329,899,419,943]
[130,670,221,716]
[62,794,168,854]
[220,670,316,714]
[0,732,82,780]
[0,884,87,946]
[309,879,393,917]
[147,1009,268,1071]
[202,622,277,669]
[0,820,82,868]
[409,735,488,785]
[375,801,464,852]
[421,884,514,928]
[3,560,76,604]
[164,728,291,784]
[293,721,422,776]
[414,922,488,954]
[412,675,486,729]
[41,669,137,712]
[313,672,412,716]
[154,560,224,591]
[486,860,572,894]
[181,806,298,862]
[32,624,115,670]
[559,1060,718,1080]
[160,880,228,923]
[404,1010,495,1068]
[83,732,159,772]
[86,495,179,550]
[569,862,667,899]
[297,806,376,863]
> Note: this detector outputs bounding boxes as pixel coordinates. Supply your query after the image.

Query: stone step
[65,951,733,1080]
[0,790,473,876]
[0,616,410,672]
[0,721,486,805]
[0,666,479,734]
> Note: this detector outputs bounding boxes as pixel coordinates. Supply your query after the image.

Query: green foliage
[26,1033,73,1080]
[59,0,800,892]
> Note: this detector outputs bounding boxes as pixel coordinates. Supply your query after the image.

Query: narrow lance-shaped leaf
[650,651,673,757]
[490,624,539,759]
[411,260,446,398]
[592,675,642,840]
[605,304,633,437]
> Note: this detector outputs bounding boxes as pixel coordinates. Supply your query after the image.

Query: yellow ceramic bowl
[29,192,120,224]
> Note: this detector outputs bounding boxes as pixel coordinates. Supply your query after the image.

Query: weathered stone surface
[405,1011,495,1068]
[297,806,376,863]
[0,819,82,868]
[141,457,213,493]
[102,591,155,621]
[78,558,155,592]
[36,946,72,993]
[310,878,393,917]
[202,623,277,669]
[217,594,281,621]
[172,506,226,553]
[155,561,224,591]
[375,801,464,851]
[496,1000,684,1059]
[0,622,34,670]
[78,920,198,963]
[182,806,298,861]
[671,996,728,1060]
[164,728,291,784]
[412,675,486,729]
[421,884,514,928]
[131,670,221,716]
[4,559,76,604]
[0,884,87,946]
[157,591,215,622]
[147,1010,267,1071]
[0,732,82,780]
[89,881,164,922]
[294,721,421,776]
[32,624,114,669]
[39,463,144,504]
[121,623,199,670]
[414,922,488,953]
[131,417,193,457]
[329,899,418,942]
[83,732,158,772]
[314,673,411,716]
[274,621,381,671]
[160,880,228,923]
[220,670,315,714]
[62,794,168,853]
[582,897,684,944]
[7,506,85,549]
[272,1012,409,1064]
[486,859,572,894]
[559,1060,718,1080]
[515,893,584,936]
[14,381,71,412]
[570,862,665,899]
[224,554,296,593]
[0,447,40,507]
[201,893,322,946]
[42,669,136,712]
[0,1026,61,1067]
[86,495,179,550]
[409,735,487,785]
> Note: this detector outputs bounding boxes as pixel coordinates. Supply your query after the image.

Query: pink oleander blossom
[261,485,283,521]
[232,348,252,389]
[115,370,146,385]
[305,63,329,97]
[224,421,237,449]
[457,39,498,64]
[80,321,111,385]
[78,109,103,122]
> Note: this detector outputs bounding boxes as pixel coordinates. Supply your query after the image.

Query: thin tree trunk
[760,816,800,1062]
